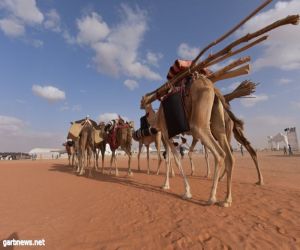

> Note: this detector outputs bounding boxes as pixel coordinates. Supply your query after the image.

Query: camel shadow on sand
[49,163,211,206]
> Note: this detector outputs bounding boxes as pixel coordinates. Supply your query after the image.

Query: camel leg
[95,148,99,170]
[188,138,198,176]
[189,87,225,204]
[137,142,142,171]
[101,146,105,174]
[157,135,165,175]
[114,152,118,176]
[110,151,114,175]
[167,138,192,199]
[170,162,175,177]
[155,134,162,176]
[124,148,133,176]
[146,145,150,175]
[162,142,171,190]
[204,145,211,178]
[211,100,235,207]
[241,141,264,185]
[245,144,264,185]
[79,150,86,176]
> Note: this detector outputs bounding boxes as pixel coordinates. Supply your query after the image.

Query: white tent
[28,148,62,159]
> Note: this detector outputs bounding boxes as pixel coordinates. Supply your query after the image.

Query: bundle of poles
[144,0,299,104]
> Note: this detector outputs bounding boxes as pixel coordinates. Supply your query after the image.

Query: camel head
[128,121,134,128]
[140,93,156,110]
[140,95,147,109]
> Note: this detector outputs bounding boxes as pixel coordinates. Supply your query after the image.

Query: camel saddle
[68,118,102,143]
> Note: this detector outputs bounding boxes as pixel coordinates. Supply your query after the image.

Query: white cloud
[291,101,300,109]
[250,115,296,127]
[74,5,161,81]
[240,94,269,107]
[0,18,24,37]
[220,81,240,93]
[98,113,129,123]
[31,39,43,48]
[76,12,109,45]
[63,30,76,44]
[278,78,292,85]
[124,79,138,90]
[32,85,66,102]
[44,9,61,32]
[72,104,82,112]
[236,0,300,71]
[146,52,163,67]
[0,115,25,135]
[0,0,44,38]
[0,0,43,24]
[0,115,64,152]
[177,43,199,60]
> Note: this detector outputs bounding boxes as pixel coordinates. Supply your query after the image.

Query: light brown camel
[186,85,264,185]
[77,119,97,177]
[141,74,236,207]
[133,104,164,175]
[107,120,134,176]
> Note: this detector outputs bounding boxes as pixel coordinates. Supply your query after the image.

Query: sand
[0,151,299,249]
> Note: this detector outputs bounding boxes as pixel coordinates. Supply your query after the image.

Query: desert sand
[0,151,299,249]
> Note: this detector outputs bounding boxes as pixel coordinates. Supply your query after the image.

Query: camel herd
[64,78,264,208]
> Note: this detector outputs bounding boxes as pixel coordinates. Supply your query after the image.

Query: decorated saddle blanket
[107,122,131,150]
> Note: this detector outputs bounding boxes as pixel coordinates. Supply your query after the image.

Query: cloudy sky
[0,0,299,152]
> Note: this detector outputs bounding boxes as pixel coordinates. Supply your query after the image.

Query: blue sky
[0,0,299,152]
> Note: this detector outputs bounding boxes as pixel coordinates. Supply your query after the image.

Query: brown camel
[107,120,134,176]
[141,74,236,207]
[94,122,107,173]
[133,104,164,175]
[63,139,77,167]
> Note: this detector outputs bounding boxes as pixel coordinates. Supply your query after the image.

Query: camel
[106,119,134,176]
[150,79,264,185]
[136,103,176,176]
[77,118,97,177]
[133,104,165,175]
[63,139,77,167]
[141,74,236,207]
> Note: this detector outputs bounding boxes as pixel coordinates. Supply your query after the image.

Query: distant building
[284,127,299,151]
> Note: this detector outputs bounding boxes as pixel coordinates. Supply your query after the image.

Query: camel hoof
[128,172,133,176]
[183,193,192,199]
[115,172,119,176]
[147,171,150,175]
[207,198,217,205]
[156,171,160,175]
[218,201,232,207]
[256,181,264,186]
[162,184,170,190]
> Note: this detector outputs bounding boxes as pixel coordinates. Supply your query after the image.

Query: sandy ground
[0,151,299,250]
